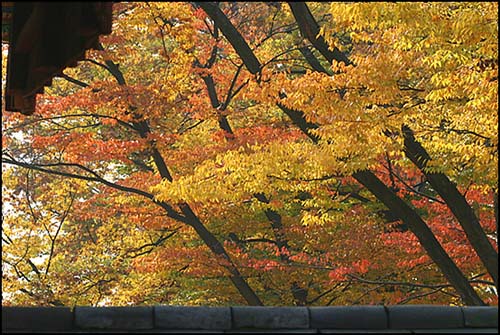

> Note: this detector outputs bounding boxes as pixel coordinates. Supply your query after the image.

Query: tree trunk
[179,204,264,306]
[353,170,486,306]
[402,125,498,289]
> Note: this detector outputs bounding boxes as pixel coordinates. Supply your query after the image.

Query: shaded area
[2,2,113,115]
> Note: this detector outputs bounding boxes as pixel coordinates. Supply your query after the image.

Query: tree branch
[299,46,330,74]
[2,155,186,222]
[4,113,135,133]
[196,2,261,75]
[45,191,76,276]
[56,73,90,88]
[125,229,179,258]
[288,2,350,65]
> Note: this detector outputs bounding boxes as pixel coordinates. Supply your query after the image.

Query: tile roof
[3,2,113,115]
[2,305,498,333]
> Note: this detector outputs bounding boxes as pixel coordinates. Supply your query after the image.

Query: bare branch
[347,273,496,289]
[381,162,446,205]
[4,113,135,133]
[125,229,179,258]
[56,73,90,88]
[1,156,186,222]
[45,191,76,276]
[397,288,457,305]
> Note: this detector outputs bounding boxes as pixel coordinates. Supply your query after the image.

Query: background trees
[2,2,497,306]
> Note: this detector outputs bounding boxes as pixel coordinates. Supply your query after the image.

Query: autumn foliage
[2,2,497,306]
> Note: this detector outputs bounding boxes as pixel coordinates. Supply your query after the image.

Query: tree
[2,2,497,306]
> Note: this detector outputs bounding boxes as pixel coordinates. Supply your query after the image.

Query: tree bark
[298,46,330,74]
[195,2,261,75]
[288,2,350,65]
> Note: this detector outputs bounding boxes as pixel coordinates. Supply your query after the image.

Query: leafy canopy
[2,2,497,306]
